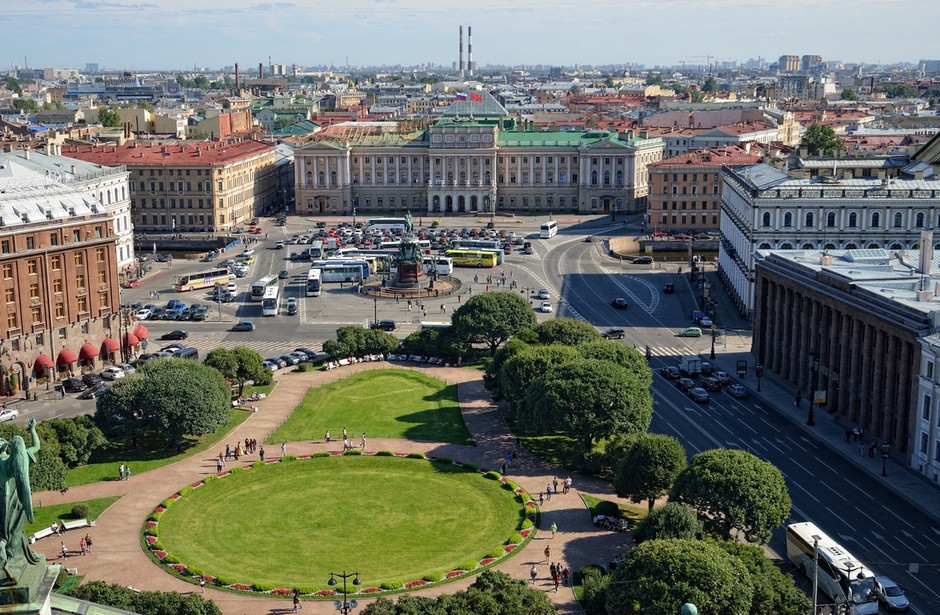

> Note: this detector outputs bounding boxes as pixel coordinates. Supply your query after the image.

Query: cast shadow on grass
[399,406,475,446]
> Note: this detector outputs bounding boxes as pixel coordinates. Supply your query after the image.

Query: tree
[702,76,718,93]
[451,292,537,355]
[400,328,464,362]
[11,98,38,113]
[670,448,791,544]
[323,326,399,358]
[840,88,859,101]
[204,347,238,383]
[615,433,687,511]
[41,416,107,467]
[719,541,811,615]
[499,344,581,411]
[874,83,919,99]
[632,502,703,543]
[533,318,602,346]
[94,359,230,446]
[231,346,269,395]
[577,342,652,388]
[483,337,529,400]
[605,539,752,615]
[800,123,844,156]
[97,106,121,127]
[0,423,67,493]
[3,77,22,94]
[520,359,653,454]
[138,101,155,112]
[68,580,222,615]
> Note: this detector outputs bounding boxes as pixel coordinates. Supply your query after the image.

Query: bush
[484,470,501,480]
[374,450,394,457]
[186,567,204,578]
[178,486,192,497]
[487,547,504,559]
[406,453,425,459]
[505,533,523,545]
[580,565,609,615]
[216,576,238,587]
[70,504,90,520]
[160,499,175,509]
[312,451,331,458]
[461,462,478,471]
[252,582,276,592]
[459,560,478,572]
[229,466,244,474]
[281,455,298,462]
[151,540,164,551]
[202,474,217,483]
[343,449,362,456]
[422,571,444,582]
[145,526,159,537]
[380,580,402,590]
[295,586,318,595]
[295,363,316,372]
[521,518,534,530]
[594,500,620,518]
[252,461,265,468]
[502,481,518,491]
[163,554,180,564]
[436,457,452,464]
[149,511,162,522]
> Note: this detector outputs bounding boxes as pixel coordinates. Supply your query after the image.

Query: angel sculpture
[0,418,42,584]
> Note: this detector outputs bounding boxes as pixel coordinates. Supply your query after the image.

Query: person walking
[550,521,557,539]
[118,464,125,480]
[259,447,265,462]
[125,465,131,480]
[84,534,92,553]
[360,432,367,450]
[342,427,348,440]
[60,542,68,559]
[79,538,87,556]
[794,390,802,407]
[325,430,331,443]
[199,577,206,593]
[544,545,551,564]
[529,565,538,584]
[281,442,287,457]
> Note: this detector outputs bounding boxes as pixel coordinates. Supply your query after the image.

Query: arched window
[762,212,771,227]
[893,212,903,228]
[330,171,336,185]
[826,212,836,228]
[871,212,880,227]
[317,172,324,185]
[802,242,815,250]
[758,243,772,250]
[780,242,793,249]
[844,242,857,249]
[867,243,879,249]
[916,212,925,227]
[824,243,836,251]
[615,171,623,186]
[603,171,610,185]
[783,212,793,227]
[805,212,814,227]
[306,171,313,186]
[591,171,598,186]
[848,212,857,227]
[890,243,903,250]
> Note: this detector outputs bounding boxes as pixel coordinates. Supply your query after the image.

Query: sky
[3,0,937,72]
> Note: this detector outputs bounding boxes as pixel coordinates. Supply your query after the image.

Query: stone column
[870,330,887,431]
[835,312,852,415]
[846,318,863,422]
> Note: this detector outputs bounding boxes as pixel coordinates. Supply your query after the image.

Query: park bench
[30,527,56,543]
[62,519,89,532]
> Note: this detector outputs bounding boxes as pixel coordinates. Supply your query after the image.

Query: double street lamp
[709,325,717,360]
[328,570,361,614]
[807,354,818,427]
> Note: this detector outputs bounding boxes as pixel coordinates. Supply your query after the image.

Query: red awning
[133,324,149,341]
[79,342,99,360]
[34,355,54,372]
[123,332,140,348]
[100,338,120,353]
[56,348,78,366]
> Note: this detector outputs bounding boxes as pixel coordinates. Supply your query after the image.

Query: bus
[420,321,452,331]
[366,217,407,234]
[305,268,322,297]
[786,522,879,614]
[540,220,559,238]
[173,268,231,292]
[316,263,368,283]
[261,285,280,316]
[311,259,371,278]
[379,239,432,254]
[250,274,279,301]
[451,239,505,264]
[444,249,498,268]
[423,256,454,275]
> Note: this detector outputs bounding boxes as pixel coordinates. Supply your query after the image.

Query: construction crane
[685,55,714,73]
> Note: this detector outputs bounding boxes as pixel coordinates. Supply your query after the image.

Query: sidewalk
[690,268,940,527]
[31,364,628,615]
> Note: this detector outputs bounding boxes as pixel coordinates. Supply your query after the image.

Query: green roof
[498,130,631,148]
[440,90,509,118]
[273,119,320,137]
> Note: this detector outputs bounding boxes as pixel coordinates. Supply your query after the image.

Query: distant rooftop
[61,139,275,167]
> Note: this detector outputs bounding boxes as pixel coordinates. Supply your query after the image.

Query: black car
[632,256,653,264]
[602,328,626,339]
[161,330,189,341]
[663,283,675,294]
[81,373,103,387]
[676,377,696,392]
[279,270,290,279]
[78,383,107,400]
[611,298,629,309]
[316,221,327,228]
[60,378,88,393]
[371,319,397,331]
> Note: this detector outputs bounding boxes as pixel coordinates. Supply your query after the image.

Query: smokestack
[234,63,239,92]
[468,26,473,77]
[459,26,464,77]
[259,62,263,79]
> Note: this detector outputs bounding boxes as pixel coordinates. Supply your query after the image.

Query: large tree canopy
[615,433,687,511]
[451,292,537,355]
[632,502,703,544]
[68,580,221,615]
[605,539,753,615]
[720,541,811,615]
[533,318,602,346]
[519,358,653,453]
[670,448,791,544]
[577,341,652,388]
[323,326,399,358]
[800,123,844,156]
[484,338,530,400]
[499,344,581,411]
[94,359,230,446]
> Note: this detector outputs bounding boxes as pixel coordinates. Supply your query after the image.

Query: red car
[122,279,140,288]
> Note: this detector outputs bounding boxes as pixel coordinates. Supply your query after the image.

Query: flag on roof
[470,92,483,102]
[454,92,468,101]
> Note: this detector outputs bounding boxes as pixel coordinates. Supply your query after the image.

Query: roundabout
[147,454,534,596]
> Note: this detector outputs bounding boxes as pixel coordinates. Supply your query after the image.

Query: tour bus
[366,217,407,234]
[305,268,322,297]
[420,321,452,331]
[786,522,880,614]
[307,245,323,260]
[311,259,371,279]
[540,220,559,238]
[444,249,498,268]
[261,285,280,316]
[423,256,454,275]
[451,239,505,264]
[250,274,279,301]
[316,262,368,283]
[173,268,231,292]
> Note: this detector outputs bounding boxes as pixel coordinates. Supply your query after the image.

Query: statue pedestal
[0,565,58,615]
[394,262,425,288]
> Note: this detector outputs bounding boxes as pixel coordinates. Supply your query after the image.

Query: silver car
[874,576,909,612]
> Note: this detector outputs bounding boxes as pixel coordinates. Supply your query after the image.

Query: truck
[679,355,702,376]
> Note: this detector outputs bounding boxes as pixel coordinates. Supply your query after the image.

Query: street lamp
[373,295,378,327]
[881,443,890,477]
[709,325,717,360]
[328,571,361,614]
[808,354,818,426]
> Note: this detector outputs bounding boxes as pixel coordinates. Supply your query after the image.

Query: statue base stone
[0,565,58,615]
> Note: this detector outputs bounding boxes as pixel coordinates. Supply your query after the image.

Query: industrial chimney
[468,26,473,77]
[259,62,263,79]
[459,26,464,77]
[234,62,240,93]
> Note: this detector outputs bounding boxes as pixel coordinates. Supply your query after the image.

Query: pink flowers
[146,521,158,529]
[146,536,157,546]
[172,564,186,572]
[230,583,252,591]
[154,506,166,514]
[520,529,531,538]
[360,587,382,594]
[170,494,181,500]
[153,550,167,560]
[404,580,428,589]
[504,545,516,553]
[191,481,203,488]
[446,570,464,579]
[314,589,337,596]
[271,588,294,595]
[479,557,496,566]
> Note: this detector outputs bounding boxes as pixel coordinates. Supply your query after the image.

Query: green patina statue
[0,418,42,586]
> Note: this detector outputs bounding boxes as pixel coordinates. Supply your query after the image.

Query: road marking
[789,458,815,478]
[792,482,820,503]
[854,506,887,532]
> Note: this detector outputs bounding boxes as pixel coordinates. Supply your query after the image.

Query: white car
[0,408,19,422]
[100,366,126,381]
[116,363,137,374]
[135,308,152,320]
[226,282,238,293]
[699,317,714,327]
[538,288,550,300]
[540,301,553,313]
[239,248,254,258]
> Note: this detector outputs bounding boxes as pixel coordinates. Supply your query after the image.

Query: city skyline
[3,0,938,72]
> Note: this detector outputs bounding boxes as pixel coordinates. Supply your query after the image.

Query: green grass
[240,382,275,398]
[267,369,472,445]
[26,496,121,536]
[157,456,523,588]
[580,493,647,525]
[66,409,250,487]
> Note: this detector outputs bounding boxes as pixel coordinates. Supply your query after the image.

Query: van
[677,327,703,338]
[173,346,200,360]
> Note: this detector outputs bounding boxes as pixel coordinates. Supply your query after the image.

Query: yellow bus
[444,249,498,268]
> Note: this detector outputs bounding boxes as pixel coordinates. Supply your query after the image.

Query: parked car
[538,288,550,300]
[230,321,256,332]
[226,282,238,293]
[663,283,675,294]
[262,360,279,372]
[602,328,626,340]
[78,383,107,400]
[874,576,909,612]
[371,320,397,331]
[287,352,309,364]
[116,363,137,374]
[0,408,19,422]
[60,378,87,393]
[294,347,319,361]
[676,327,702,337]
[687,387,710,403]
[660,366,681,380]
[280,354,301,366]
[676,377,696,392]
[540,301,553,313]
[267,357,288,368]
[135,308,153,320]
[81,373,103,387]
[611,298,629,309]
[100,366,126,381]
[726,383,747,398]
[161,330,189,341]
[632,256,653,264]
[698,316,714,327]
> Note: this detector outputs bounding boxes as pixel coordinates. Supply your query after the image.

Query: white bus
[316,263,368,283]
[786,522,879,614]
[173,268,231,292]
[423,256,454,275]
[305,268,322,297]
[366,217,407,234]
[250,274,279,301]
[261,285,280,316]
[540,220,559,238]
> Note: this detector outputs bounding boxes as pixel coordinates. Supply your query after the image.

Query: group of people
[538,476,573,506]
[845,426,882,458]
[58,534,93,559]
[529,559,570,591]
[218,438,264,471]
[332,427,367,452]
[117,464,132,480]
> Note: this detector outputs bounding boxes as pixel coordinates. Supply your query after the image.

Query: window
[6,314,16,329]
[29,283,38,299]
[97,270,106,285]
[26,237,34,250]
[73,230,81,242]
[916,212,925,228]
[27,260,37,275]
[826,212,836,228]
[53,279,62,293]
[1,240,9,254]
[30,307,41,323]
[762,212,771,227]
[871,212,880,227]
[805,212,814,227]
[783,212,793,227]
[3,288,12,303]
[893,212,903,228]
[76,275,85,290]
[924,394,932,421]
[848,212,858,227]
[96,248,105,262]
[1,264,11,279]
[927,361,934,380]
[74,253,83,266]
[77,297,87,313]
[920,433,928,454]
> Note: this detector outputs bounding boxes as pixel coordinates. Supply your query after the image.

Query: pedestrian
[795,390,802,407]
[293,593,302,611]
[118,464,125,480]
[546,485,552,501]
[565,476,572,494]
[325,430,331,443]
[562,566,570,585]
[539,492,545,507]
[530,565,538,584]
[553,571,560,592]
[260,447,265,462]
[544,545,551,564]
[60,542,68,559]
[343,427,347,440]
[200,576,206,593]
[125,466,131,480]
[440,304,445,313]
[396,295,400,304]
[552,477,559,493]
[845,429,851,443]
[551,521,557,538]
[281,442,287,456]
[61,386,66,399]
[84,534,92,553]
[225,444,231,459]
[360,432,367,450]
[852,427,860,442]
[80,538,86,556]
[869,441,875,458]
[859,441,865,457]
[216,458,223,473]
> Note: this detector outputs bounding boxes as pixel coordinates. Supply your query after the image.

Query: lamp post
[373,295,378,327]
[808,354,818,426]
[709,325,717,360]
[881,443,890,477]
[328,571,361,614]
[811,535,820,615]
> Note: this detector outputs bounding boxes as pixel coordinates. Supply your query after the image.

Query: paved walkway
[32,363,631,614]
